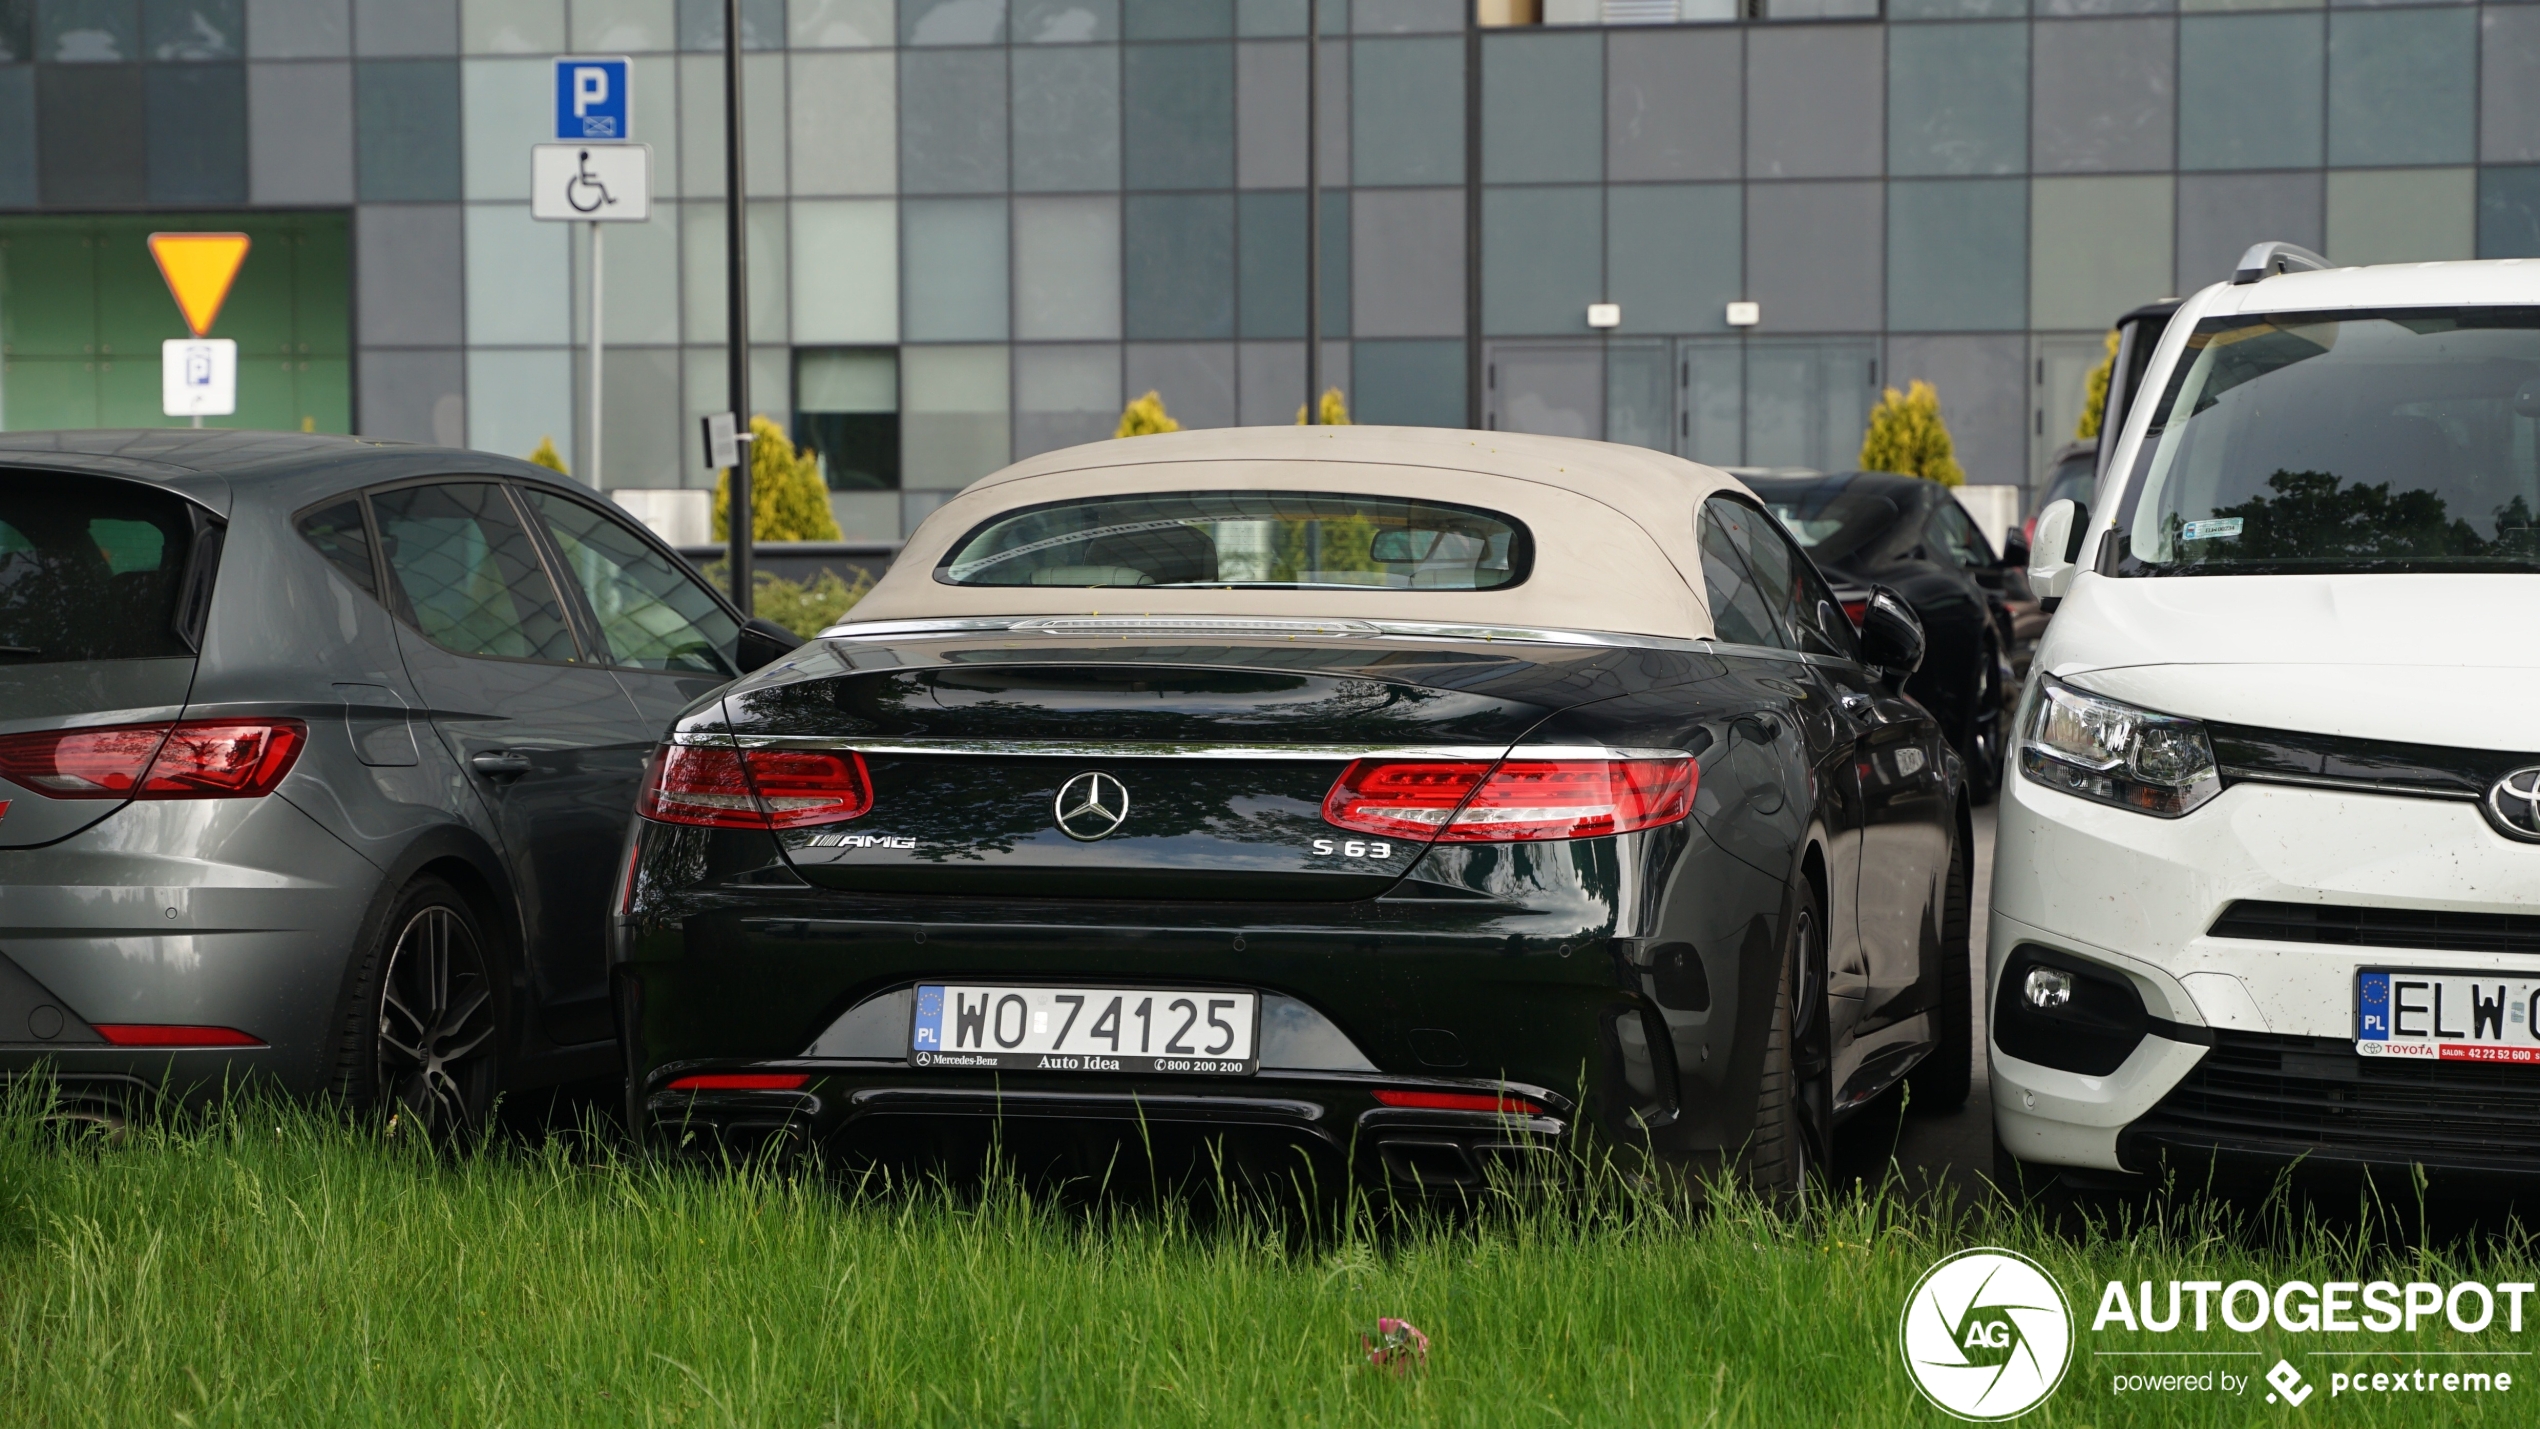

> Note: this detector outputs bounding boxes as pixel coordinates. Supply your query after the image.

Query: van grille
[2208,900,2540,957]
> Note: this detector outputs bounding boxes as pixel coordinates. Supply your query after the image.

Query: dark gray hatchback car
[0,431,791,1131]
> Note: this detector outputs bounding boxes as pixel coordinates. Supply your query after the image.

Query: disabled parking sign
[556,57,630,141]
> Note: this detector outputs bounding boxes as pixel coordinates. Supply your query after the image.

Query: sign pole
[722,0,753,617]
[589,220,604,488]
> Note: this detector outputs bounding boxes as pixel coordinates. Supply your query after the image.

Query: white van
[1995,245,2540,1188]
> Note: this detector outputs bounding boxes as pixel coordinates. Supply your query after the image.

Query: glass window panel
[355,58,459,200]
[1014,0,1112,40]
[1887,21,2026,177]
[791,0,891,46]
[2179,14,2322,169]
[571,0,674,51]
[1889,0,2022,14]
[1743,181,1881,334]
[790,199,898,343]
[1761,0,1880,16]
[39,64,147,204]
[1695,501,1781,648]
[1484,341,1598,437]
[900,48,1009,194]
[2489,9,2540,165]
[1607,29,1740,183]
[2032,17,2174,174]
[296,499,376,595]
[1355,0,1457,30]
[1238,0,1347,35]
[1124,340,1234,426]
[797,347,898,410]
[0,7,23,62]
[526,490,738,675]
[1013,44,1120,191]
[461,0,562,52]
[1123,0,1226,37]
[573,203,677,345]
[371,482,579,662]
[43,0,136,60]
[673,0,781,47]
[249,0,347,59]
[578,343,677,488]
[1352,35,1460,186]
[1123,193,1234,340]
[2327,8,2473,167]
[249,56,353,205]
[0,69,32,203]
[1123,41,1232,189]
[2326,167,2473,263]
[2030,175,2173,330]
[1481,186,1600,337]
[1015,194,1122,340]
[351,0,453,55]
[901,0,1005,43]
[145,0,239,57]
[943,488,1524,589]
[1480,30,1600,185]
[1744,338,1876,472]
[795,351,902,493]
[354,201,457,348]
[1887,333,2024,487]
[465,348,575,471]
[1354,339,1461,428]
[144,61,244,201]
[1887,178,2026,332]
[2478,166,2540,259]
[1605,340,1672,454]
[460,55,545,200]
[1679,337,1743,466]
[466,204,570,345]
[2175,170,2320,292]
[1745,26,1882,180]
[1013,342,1121,458]
[1236,339,1349,424]
[1238,189,1348,340]
[2040,0,2170,14]
[1237,36,1345,190]
[905,197,1011,343]
[1608,183,1738,335]
[901,344,1011,491]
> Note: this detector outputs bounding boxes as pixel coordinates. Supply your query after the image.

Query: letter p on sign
[555,57,629,140]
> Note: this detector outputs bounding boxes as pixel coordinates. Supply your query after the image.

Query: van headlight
[2017,676,2220,817]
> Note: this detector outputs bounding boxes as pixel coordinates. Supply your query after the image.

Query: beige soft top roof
[842,426,1748,641]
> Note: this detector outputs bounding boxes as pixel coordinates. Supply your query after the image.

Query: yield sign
[147,232,252,337]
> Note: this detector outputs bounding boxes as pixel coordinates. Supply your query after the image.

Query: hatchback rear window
[938,491,1531,591]
[0,475,199,664]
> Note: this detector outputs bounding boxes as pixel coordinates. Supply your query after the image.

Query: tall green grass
[1,1088,2534,1427]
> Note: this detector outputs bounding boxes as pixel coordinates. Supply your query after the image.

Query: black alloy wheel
[333,876,500,1140]
[1963,634,2006,807]
[1903,821,1974,1115]
[1747,891,1834,1199]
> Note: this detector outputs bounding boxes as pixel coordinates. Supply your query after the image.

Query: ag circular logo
[1899,1248,2072,1421]
[2485,767,2540,843]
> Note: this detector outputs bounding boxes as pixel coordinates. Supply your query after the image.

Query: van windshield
[0,475,200,663]
[2117,308,2540,576]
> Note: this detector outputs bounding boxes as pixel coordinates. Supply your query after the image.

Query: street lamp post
[1304,0,1321,426]
[722,0,754,616]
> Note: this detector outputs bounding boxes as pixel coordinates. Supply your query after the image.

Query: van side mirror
[1859,587,1925,679]
[2028,500,2087,607]
[737,616,801,673]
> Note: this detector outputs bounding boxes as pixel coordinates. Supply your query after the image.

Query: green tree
[1859,379,1966,488]
[524,436,569,476]
[713,415,842,542]
[1116,391,1180,437]
[2076,329,2120,441]
[1293,387,1351,425]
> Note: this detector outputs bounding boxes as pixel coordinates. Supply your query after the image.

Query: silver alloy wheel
[375,904,496,1138]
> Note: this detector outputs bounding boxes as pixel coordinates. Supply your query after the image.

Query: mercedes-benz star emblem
[2487,767,2540,843]
[1053,771,1131,841]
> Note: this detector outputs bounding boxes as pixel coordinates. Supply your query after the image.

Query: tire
[1963,636,2006,807]
[1904,822,1973,1115]
[330,875,502,1141]
[1746,891,1830,1198]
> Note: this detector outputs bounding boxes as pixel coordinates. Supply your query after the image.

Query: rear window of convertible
[936,491,1532,591]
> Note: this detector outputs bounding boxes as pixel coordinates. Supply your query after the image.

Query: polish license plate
[909,984,1259,1075]
[2355,970,2540,1063]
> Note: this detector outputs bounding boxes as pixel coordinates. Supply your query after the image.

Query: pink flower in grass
[1362,1318,1430,1375]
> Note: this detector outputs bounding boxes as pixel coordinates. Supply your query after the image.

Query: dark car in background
[0,431,791,1133]
[617,428,1973,1195]
[1744,472,2017,804]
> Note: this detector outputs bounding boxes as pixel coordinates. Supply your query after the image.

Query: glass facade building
[0,0,2532,536]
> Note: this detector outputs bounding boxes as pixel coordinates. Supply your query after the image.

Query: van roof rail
[2232,241,2331,286]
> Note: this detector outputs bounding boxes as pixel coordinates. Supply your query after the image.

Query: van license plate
[910,984,1258,1074]
[2356,970,2540,1063]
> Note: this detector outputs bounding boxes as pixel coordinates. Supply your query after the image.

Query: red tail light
[1373,1089,1546,1115]
[1324,757,1695,843]
[665,1072,810,1091]
[637,743,872,830]
[94,1024,265,1048]
[0,720,305,800]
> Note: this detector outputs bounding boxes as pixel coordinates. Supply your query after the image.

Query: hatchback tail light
[637,743,873,830]
[0,719,306,800]
[665,1072,810,1091]
[94,1024,265,1048]
[1323,756,1695,843]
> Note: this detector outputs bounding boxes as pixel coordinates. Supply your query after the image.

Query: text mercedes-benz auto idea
[0,431,793,1132]
[2001,249,2540,1187]
[619,427,1971,1191]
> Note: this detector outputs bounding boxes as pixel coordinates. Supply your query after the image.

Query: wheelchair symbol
[564,150,615,215]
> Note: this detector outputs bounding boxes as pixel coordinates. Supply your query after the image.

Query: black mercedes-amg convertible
[613,427,1971,1192]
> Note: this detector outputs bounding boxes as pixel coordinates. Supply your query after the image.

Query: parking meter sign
[162,338,237,418]
[556,57,630,140]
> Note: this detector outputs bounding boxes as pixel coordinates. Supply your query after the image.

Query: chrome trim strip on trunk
[678,733,1692,761]
[813,614,1716,653]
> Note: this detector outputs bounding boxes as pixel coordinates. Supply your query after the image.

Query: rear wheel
[332,876,501,1140]
[1904,822,1973,1115]
[1964,635,2006,806]
[1746,891,1832,1198]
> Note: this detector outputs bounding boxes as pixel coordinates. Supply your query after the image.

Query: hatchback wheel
[333,876,501,1140]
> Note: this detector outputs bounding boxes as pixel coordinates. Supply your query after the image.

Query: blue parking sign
[556,57,630,141]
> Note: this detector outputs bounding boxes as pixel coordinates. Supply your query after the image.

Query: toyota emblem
[1053,770,1131,841]
[2488,767,2540,844]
